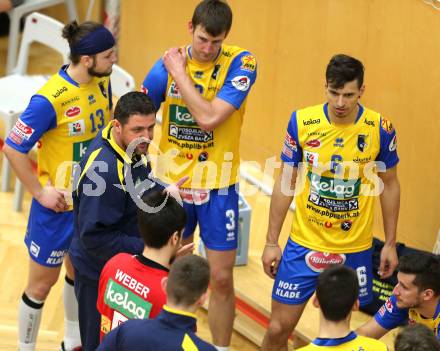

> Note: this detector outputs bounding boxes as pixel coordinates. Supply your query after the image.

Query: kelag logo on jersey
[169,105,196,126]
[308,172,360,199]
[104,279,152,319]
[73,139,92,162]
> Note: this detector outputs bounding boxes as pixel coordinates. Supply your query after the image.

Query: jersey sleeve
[216,51,257,109]
[5,94,56,153]
[280,111,302,166]
[374,295,409,330]
[376,116,399,169]
[141,58,169,111]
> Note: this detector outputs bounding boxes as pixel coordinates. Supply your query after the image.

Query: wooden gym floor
[0,34,397,350]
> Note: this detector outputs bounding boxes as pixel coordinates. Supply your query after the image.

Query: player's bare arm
[378,166,400,278]
[356,317,389,339]
[3,144,68,212]
[262,162,297,279]
[163,47,235,131]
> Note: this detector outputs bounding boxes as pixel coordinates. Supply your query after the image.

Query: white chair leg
[65,0,78,22]
[6,9,21,74]
[13,179,24,212]
[1,154,11,192]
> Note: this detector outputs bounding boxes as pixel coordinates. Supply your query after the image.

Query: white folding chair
[6,0,77,74]
[0,12,69,211]
[110,64,136,98]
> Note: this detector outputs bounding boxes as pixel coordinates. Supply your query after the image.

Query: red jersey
[97,253,169,340]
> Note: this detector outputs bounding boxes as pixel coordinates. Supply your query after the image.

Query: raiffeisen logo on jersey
[308,172,360,199]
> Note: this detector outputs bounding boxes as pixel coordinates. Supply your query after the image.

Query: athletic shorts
[182,184,239,251]
[272,239,373,306]
[24,198,74,267]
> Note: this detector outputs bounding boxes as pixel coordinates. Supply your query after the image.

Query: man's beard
[88,66,112,78]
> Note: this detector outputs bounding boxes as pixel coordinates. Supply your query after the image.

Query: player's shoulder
[355,335,388,350]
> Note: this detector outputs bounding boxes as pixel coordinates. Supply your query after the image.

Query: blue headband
[71,26,115,55]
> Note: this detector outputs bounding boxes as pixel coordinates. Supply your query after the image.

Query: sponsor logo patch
[30,241,40,257]
[334,138,344,147]
[9,119,35,144]
[381,117,394,134]
[305,139,321,148]
[100,315,111,334]
[305,251,346,272]
[385,298,393,313]
[303,118,320,126]
[73,139,92,161]
[61,96,80,107]
[308,172,360,199]
[240,54,256,72]
[104,279,152,319]
[180,189,210,205]
[65,106,81,118]
[389,135,397,152]
[68,119,85,136]
[52,86,67,98]
[304,151,319,167]
[308,192,359,212]
[341,220,352,231]
[231,76,250,91]
[198,151,208,162]
[284,133,297,151]
[141,85,149,95]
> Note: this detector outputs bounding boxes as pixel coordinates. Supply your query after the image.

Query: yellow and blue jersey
[142,44,257,189]
[97,305,216,351]
[375,295,440,340]
[281,103,399,253]
[6,65,112,191]
[297,331,388,350]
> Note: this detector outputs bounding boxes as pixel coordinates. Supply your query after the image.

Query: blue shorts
[182,184,238,251]
[272,239,373,306]
[25,198,74,267]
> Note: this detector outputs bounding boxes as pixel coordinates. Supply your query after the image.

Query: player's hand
[378,243,398,279]
[164,176,189,205]
[35,184,69,213]
[262,244,282,279]
[176,242,194,257]
[163,47,187,79]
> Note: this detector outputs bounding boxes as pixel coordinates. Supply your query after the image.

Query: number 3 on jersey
[90,108,105,133]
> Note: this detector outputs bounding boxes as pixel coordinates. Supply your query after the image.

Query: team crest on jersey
[305,251,346,272]
[211,64,221,80]
[240,54,256,72]
[381,117,394,134]
[99,81,107,98]
[357,134,369,152]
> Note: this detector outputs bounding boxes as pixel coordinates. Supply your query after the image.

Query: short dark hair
[395,324,440,351]
[398,253,440,295]
[137,189,186,249]
[192,0,232,36]
[166,255,210,306]
[326,54,365,89]
[316,265,358,322]
[62,20,102,64]
[114,91,156,125]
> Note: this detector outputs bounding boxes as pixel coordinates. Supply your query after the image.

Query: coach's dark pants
[74,271,100,351]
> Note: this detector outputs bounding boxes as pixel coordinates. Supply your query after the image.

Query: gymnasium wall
[46,0,440,251]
